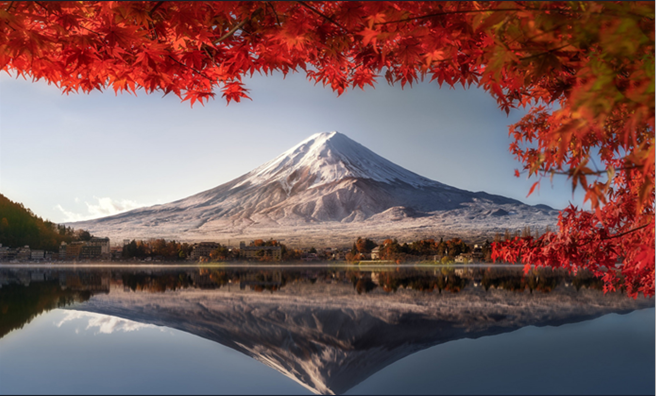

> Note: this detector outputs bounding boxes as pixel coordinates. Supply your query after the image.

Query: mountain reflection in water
[0,266,653,395]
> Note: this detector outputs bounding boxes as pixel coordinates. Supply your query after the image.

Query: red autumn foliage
[1,1,653,296]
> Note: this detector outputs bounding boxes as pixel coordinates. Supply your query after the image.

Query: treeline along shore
[2,234,542,265]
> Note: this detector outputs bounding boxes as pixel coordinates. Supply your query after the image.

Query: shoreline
[0,262,529,269]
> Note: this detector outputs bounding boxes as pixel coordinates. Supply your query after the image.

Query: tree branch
[147,2,165,41]
[214,18,248,44]
[265,1,281,26]
[203,47,221,69]
[601,220,654,241]
[167,55,212,81]
[517,165,643,178]
[519,44,573,61]
[148,1,164,18]
[297,2,350,33]
[33,1,50,15]
[376,8,532,25]
[375,7,654,26]
[549,165,642,176]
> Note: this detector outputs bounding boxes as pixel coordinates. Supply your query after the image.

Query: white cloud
[55,204,87,222]
[56,196,152,222]
[85,196,143,217]
[55,311,158,334]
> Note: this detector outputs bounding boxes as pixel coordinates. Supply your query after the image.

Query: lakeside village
[0,229,550,265]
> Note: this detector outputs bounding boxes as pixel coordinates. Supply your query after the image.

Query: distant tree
[345,251,363,263]
[355,237,377,254]
[210,245,230,261]
[444,238,470,257]
[378,239,408,262]
[122,240,138,259]
[283,247,302,261]
[410,239,438,256]
[76,230,92,242]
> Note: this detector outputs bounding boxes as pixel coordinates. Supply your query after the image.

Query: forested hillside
[0,194,86,251]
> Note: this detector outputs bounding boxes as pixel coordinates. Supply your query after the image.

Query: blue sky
[0,71,585,223]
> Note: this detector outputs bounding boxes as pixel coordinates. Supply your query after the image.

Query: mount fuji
[71,131,558,245]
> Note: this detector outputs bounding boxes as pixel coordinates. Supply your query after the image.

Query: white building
[371,246,381,260]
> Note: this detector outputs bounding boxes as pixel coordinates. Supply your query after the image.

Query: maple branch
[148,1,165,18]
[519,44,573,61]
[548,165,642,176]
[214,18,248,44]
[297,2,350,33]
[166,55,213,81]
[33,1,50,15]
[79,25,104,38]
[376,8,532,25]
[504,22,571,48]
[149,22,159,41]
[203,47,221,69]
[601,220,654,241]
[147,2,165,41]
[517,164,643,179]
[376,7,652,26]
[5,1,14,12]
[265,2,281,26]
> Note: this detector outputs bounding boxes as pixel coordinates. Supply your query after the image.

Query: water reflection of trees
[0,266,613,340]
[349,267,608,295]
[94,267,611,295]
[0,281,92,338]
[0,267,610,299]
[122,273,193,293]
[173,267,607,295]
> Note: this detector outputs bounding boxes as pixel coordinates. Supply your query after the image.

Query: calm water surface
[0,265,653,395]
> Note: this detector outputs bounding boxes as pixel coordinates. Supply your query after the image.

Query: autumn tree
[1,1,653,296]
[0,194,88,251]
[209,245,230,261]
[378,238,410,263]
[410,238,439,257]
[354,237,377,254]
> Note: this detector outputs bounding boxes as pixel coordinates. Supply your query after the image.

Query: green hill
[0,194,84,251]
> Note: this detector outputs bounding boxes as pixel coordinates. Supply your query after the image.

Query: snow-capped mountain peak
[70,131,558,245]
[233,131,440,191]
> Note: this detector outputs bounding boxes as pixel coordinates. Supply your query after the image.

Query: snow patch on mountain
[233,131,446,190]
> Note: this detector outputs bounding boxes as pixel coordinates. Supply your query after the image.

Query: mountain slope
[71,131,558,244]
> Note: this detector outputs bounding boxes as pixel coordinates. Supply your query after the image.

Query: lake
[0,265,653,395]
